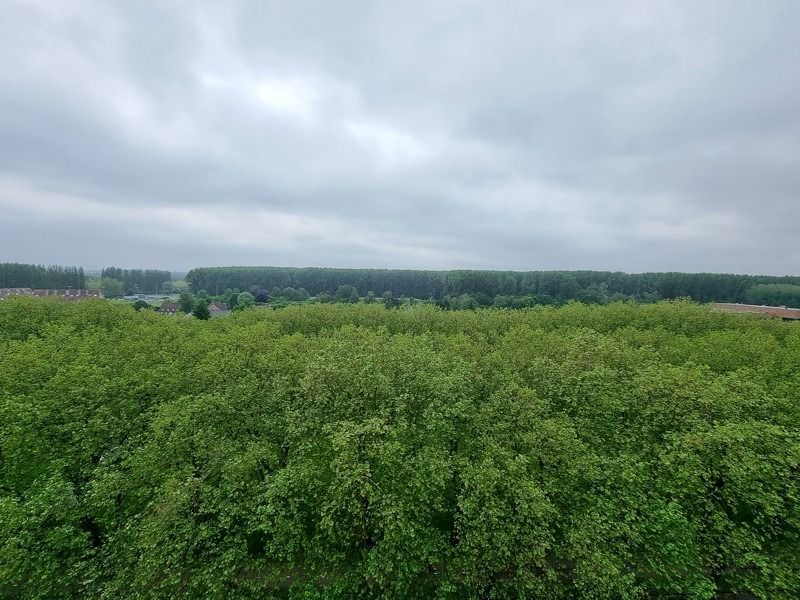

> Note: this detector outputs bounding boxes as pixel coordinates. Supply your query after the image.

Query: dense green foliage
[187,267,446,299]
[192,299,211,320]
[100,267,172,294]
[0,263,85,289]
[185,266,800,305]
[1,299,799,598]
[179,291,195,313]
[745,284,800,308]
[131,300,151,312]
[277,287,311,302]
[98,277,124,298]
[237,292,256,309]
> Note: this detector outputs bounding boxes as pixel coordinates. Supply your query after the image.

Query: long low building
[712,303,800,320]
[0,288,102,300]
[0,287,33,299]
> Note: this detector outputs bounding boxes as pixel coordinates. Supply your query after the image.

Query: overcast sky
[1,1,798,274]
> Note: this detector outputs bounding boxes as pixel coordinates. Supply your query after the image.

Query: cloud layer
[1,0,799,273]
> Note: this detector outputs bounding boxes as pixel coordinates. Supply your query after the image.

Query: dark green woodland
[99,268,172,295]
[186,266,800,307]
[1,298,798,598]
[0,263,85,290]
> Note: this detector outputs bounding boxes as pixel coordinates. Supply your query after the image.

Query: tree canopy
[185,266,800,305]
[1,298,798,598]
[100,267,171,294]
[192,298,210,320]
[0,262,85,289]
[745,283,800,308]
[236,291,256,309]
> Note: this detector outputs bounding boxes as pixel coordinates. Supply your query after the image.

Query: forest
[186,266,800,306]
[0,264,171,296]
[0,263,85,290]
[5,262,800,308]
[99,267,172,295]
[1,298,798,598]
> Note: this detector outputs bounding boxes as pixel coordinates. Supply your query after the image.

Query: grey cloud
[0,0,798,274]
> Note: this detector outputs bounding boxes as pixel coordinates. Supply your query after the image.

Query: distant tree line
[185,266,800,306]
[186,267,445,299]
[0,262,85,289]
[100,267,172,294]
[745,283,800,308]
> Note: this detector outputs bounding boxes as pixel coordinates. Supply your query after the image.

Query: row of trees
[6,263,799,306]
[186,266,447,298]
[1,298,798,598]
[185,266,800,306]
[189,284,405,311]
[0,262,85,289]
[744,283,800,307]
[100,267,172,294]
[314,287,402,308]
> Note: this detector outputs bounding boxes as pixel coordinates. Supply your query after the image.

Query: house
[32,289,102,299]
[158,302,182,315]
[712,303,800,321]
[208,302,230,317]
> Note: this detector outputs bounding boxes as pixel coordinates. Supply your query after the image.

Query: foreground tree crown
[0,298,798,598]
